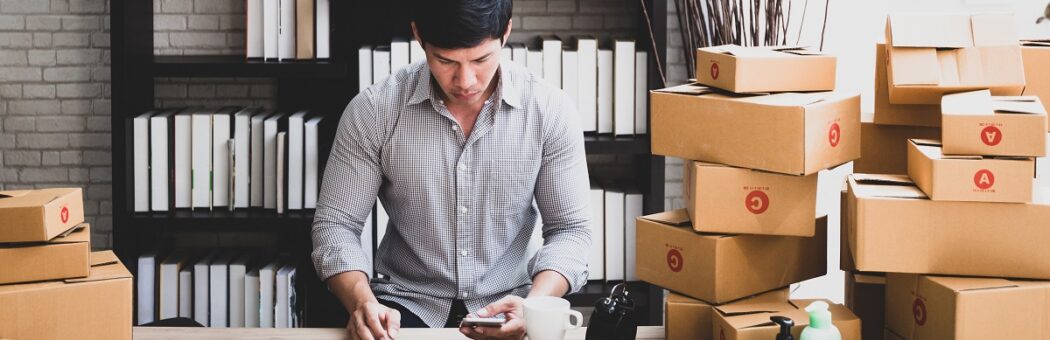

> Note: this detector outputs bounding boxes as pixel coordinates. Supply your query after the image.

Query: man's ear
[501,19,513,47]
[410,21,424,49]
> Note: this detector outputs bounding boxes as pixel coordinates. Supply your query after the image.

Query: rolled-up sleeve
[528,91,592,293]
[311,91,384,282]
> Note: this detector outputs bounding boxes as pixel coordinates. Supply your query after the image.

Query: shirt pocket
[481,158,540,217]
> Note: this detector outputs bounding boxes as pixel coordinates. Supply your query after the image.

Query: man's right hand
[347,300,401,340]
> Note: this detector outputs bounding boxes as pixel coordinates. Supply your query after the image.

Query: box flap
[0,188,79,208]
[926,275,1020,293]
[64,251,132,283]
[0,190,31,199]
[734,92,832,107]
[51,223,89,244]
[849,174,929,199]
[652,83,716,96]
[639,209,692,226]
[773,46,827,56]
[970,13,1018,46]
[992,96,1047,115]
[853,273,887,285]
[1022,40,1050,47]
[715,301,793,316]
[942,90,994,116]
[887,13,973,48]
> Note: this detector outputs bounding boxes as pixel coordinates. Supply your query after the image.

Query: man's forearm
[527,270,570,298]
[327,270,378,312]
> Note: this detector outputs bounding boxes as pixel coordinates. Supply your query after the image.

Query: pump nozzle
[804,301,833,329]
[770,316,794,340]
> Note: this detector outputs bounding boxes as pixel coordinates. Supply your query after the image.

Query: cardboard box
[907,139,1034,203]
[651,84,860,175]
[854,121,940,175]
[712,299,861,340]
[0,251,132,340]
[845,272,886,340]
[885,273,1050,340]
[665,288,789,340]
[0,188,84,243]
[0,223,90,285]
[845,173,1050,279]
[941,90,1047,157]
[884,13,1026,105]
[695,45,836,93]
[1022,40,1050,131]
[873,44,941,127]
[635,209,826,304]
[683,161,818,236]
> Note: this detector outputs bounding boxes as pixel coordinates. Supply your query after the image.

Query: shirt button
[452,124,459,131]
[458,163,468,171]
[460,249,469,256]
[461,291,469,298]
[459,206,468,214]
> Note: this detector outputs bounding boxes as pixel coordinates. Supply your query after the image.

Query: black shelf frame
[111,0,668,328]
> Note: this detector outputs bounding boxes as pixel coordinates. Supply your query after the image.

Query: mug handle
[566,310,584,329]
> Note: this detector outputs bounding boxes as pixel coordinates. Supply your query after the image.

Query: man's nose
[455,66,477,89]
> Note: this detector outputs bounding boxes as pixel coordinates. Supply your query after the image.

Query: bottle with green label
[799,301,841,340]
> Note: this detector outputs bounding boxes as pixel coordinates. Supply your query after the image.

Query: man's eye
[439,60,453,65]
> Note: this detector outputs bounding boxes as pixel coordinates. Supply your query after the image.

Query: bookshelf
[111,0,668,328]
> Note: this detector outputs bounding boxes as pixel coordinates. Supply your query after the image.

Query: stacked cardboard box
[0,188,132,340]
[644,44,861,339]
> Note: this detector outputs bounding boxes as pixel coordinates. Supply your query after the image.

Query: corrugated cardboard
[0,188,84,243]
[845,272,886,340]
[695,45,836,93]
[885,13,1026,104]
[0,251,132,340]
[665,288,789,340]
[1022,41,1050,131]
[845,173,1050,279]
[855,121,940,175]
[683,161,818,236]
[907,139,1034,203]
[873,43,941,127]
[0,223,90,285]
[941,90,1047,157]
[635,209,826,304]
[885,273,1050,340]
[651,85,860,175]
[712,299,861,340]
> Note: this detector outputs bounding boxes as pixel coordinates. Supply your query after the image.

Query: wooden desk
[133,326,666,339]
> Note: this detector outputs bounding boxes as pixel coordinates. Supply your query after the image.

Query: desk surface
[133,326,666,339]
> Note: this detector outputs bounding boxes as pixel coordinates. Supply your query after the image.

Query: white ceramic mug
[523,296,584,340]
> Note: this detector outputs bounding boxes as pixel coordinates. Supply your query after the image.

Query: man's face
[424,37,503,107]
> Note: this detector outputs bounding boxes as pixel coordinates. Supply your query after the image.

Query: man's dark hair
[412,0,513,49]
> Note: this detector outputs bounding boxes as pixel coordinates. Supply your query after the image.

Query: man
[310,0,592,339]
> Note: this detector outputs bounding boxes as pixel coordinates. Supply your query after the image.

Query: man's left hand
[459,295,526,340]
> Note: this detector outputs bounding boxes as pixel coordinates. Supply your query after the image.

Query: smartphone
[461,316,507,327]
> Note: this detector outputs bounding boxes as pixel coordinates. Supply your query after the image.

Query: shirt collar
[406,62,521,109]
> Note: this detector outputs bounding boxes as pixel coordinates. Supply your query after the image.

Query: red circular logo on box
[666,249,684,272]
[745,190,769,214]
[710,62,720,80]
[60,206,69,224]
[828,122,841,147]
[974,169,995,190]
[913,298,927,326]
[981,126,1002,146]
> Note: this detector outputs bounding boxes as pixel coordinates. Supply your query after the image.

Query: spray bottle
[799,301,841,340]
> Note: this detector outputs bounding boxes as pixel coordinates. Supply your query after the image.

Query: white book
[192,110,212,209]
[287,111,307,210]
[212,108,235,208]
[228,253,251,328]
[390,39,410,73]
[597,49,614,134]
[247,0,264,58]
[175,111,193,208]
[304,116,323,209]
[362,210,374,278]
[209,252,236,328]
[541,35,562,89]
[604,189,625,281]
[588,183,605,280]
[263,0,278,60]
[228,139,235,209]
[614,40,636,136]
[372,46,391,85]
[501,46,512,62]
[562,49,579,122]
[577,37,598,133]
[315,0,330,59]
[526,50,543,79]
[194,252,217,326]
[150,111,174,211]
[245,268,261,328]
[250,111,271,208]
[510,43,527,66]
[178,266,193,318]
[160,251,189,320]
[624,190,644,281]
[358,46,373,93]
[233,108,255,208]
[410,39,425,64]
[263,113,288,209]
[277,0,295,61]
[275,265,297,328]
[259,258,284,328]
[137,251,157,325]
[133,112,152,212]
[277,132,287,214]
[634,51,649,134]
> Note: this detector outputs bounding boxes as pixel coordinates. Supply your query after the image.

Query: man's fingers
[476,296,519,317]
[365,311,388,340]
[352,313,376,340]
[384,308,401,338]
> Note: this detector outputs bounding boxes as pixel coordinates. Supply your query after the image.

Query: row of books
[132,107,325,212]
[358,36,649,135]
[588,183,644,282]
[246,0,330,60]
[136,251,300,328]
